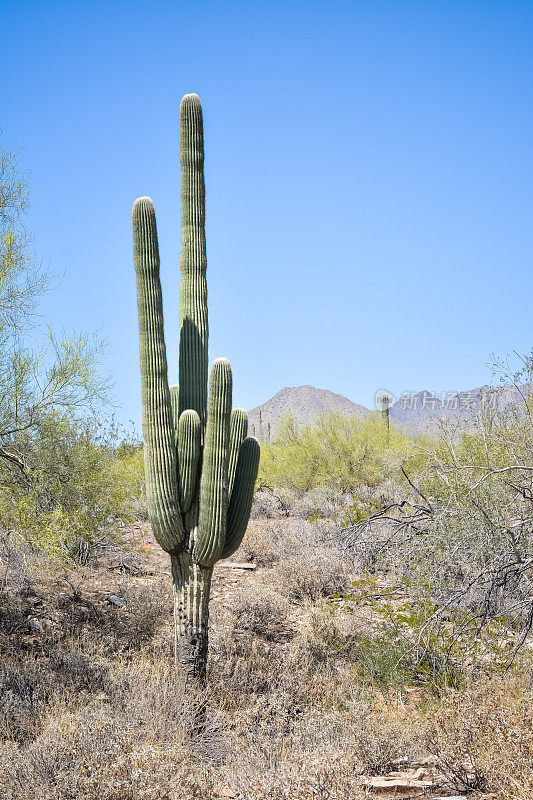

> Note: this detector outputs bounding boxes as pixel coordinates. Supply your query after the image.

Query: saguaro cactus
[133,94,260,682]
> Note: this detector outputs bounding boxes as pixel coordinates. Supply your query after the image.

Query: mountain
[388,384,525,436]
[248,383,528,440]
[247,386,369,440]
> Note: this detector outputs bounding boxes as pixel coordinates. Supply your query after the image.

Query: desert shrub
[419,674,533,798]
[0,663,49,743]
[239,517,327,565]
[238,518,349,602]
[48,650,108,693]
[300,601,415,689]
[107,656,208,743]
[225,703,404,800]
[250,488,289,519]
[269,548,348,602]
[237,520,283,567]
[0,413,145,562]
[225,582,294,642]
[0,701,209,800]
[209,632,303,700]
[51,581,169,656]
[316,573,527,690]
[0,649,108,744]
[264,486,349,520]
[0,533,35,595]
[258,412,410,492]
[338,394,533,673]
[348,706,406,774]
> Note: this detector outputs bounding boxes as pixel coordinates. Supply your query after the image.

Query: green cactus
[133,94,260,682]
[380,392,391,436]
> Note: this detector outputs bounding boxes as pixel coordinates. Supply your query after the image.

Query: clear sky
[1,0,532,427]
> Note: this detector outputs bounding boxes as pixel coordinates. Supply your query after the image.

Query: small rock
[21,635,41,646]
[213,785,236,798]
[26,595,44,607]
[107,595,127,607]
[27,617,44,634]
[364,776,433,796]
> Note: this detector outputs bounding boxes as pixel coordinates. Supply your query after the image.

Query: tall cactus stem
[177,410,201,513]
[222,437,260,559]
[170,384,180,446]
[178,94,208,428]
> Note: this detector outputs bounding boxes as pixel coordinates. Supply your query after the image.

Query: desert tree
[0,146,111,551]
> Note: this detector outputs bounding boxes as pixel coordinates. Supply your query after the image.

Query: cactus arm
[178,93,209,429]
[133,197,184,553]
[228,408,248,497]
[194,358,232,566]
[177,410,201,513]
[221,436,260,560]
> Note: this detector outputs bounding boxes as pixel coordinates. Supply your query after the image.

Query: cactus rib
[228,408,248,497]
[178,410,201,513]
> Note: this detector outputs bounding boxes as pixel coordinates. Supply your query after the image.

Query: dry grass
[239,518,349,601]
[417,673,533,799]
[0,516,531,799]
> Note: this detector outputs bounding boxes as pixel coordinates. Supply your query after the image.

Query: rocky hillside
[247,385,369,440]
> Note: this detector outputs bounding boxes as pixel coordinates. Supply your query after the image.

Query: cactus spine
[133,94,260,682]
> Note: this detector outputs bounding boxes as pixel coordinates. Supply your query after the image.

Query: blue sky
[2,0,532,427]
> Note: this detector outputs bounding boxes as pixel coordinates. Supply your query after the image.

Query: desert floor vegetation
[0,496,531,799]
[0,351,531,798]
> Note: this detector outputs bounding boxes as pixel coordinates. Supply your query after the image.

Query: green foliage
[320,574,517,692]
[0,146,114,561]
[0,413,144,561]
[340,495,385,526]
[258,412,410,492]
[0,149,49,329]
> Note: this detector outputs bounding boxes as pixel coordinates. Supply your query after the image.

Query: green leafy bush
[0,413,144,560]
[258,412,411,492]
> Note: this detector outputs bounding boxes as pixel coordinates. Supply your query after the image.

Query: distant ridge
[248,383,527,440]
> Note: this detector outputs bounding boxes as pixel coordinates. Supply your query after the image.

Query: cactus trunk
[133,94,260,686]
[171,552,212,682]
